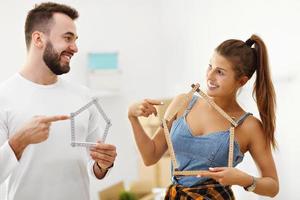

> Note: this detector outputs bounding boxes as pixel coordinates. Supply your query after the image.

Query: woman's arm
[128,116,167,166]
[246,117,279,197]
[128,98,168,166]
[128,94,189,166]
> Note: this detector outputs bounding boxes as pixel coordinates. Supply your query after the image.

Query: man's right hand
[9,115,69,159]
[21,115,70,144]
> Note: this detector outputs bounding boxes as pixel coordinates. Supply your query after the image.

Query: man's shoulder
[0,74,19,92]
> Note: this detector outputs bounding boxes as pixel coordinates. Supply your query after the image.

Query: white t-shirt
[0,73,102,200]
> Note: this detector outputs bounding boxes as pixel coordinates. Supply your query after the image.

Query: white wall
[1,0,299,199]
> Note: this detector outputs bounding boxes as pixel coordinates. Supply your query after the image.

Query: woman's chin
[206,89,217,97]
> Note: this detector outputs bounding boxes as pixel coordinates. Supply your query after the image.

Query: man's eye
[65,37,71,41]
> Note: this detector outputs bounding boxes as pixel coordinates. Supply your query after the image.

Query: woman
[128,34,279,199]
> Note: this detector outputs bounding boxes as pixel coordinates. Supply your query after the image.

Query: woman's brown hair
[216,34,276,148]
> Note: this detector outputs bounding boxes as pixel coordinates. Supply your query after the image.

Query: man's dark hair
[25,2,79,49]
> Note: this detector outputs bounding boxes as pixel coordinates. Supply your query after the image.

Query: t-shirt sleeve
[0,111,19,183]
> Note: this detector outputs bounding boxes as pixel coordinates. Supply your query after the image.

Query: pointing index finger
[40,115,70,123]
[145,99,164,106]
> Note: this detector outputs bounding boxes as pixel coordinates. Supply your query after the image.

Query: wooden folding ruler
[162,83,238,176]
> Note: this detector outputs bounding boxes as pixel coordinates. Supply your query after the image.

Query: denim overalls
[170,95,252,187]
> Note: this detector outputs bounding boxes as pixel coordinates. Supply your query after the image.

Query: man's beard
[43,41,70,75]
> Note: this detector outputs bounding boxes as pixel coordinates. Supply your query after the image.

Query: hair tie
[245,39,255,47]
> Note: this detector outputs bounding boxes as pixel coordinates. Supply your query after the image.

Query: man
[0,2,117,200]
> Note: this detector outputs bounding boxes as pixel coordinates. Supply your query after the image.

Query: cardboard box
[98,181,125,200]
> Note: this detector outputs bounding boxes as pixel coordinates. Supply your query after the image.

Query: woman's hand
[198,167,253,187]
[128,99,163,118]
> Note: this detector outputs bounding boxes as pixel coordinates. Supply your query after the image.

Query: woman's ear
[239,76,249,87]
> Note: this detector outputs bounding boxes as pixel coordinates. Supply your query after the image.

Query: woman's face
[206,52,243,98]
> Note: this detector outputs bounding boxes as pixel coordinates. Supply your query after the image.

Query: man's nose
[70,42,78,53]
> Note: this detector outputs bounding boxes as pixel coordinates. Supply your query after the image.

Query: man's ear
[31,31,45,48]
[239,75,249,87]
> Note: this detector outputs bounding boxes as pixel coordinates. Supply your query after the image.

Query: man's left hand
[90,141,117,170]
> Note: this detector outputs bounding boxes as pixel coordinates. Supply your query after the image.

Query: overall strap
[183,95,198,117]
[236,112,253,126]
[227,112,252,168]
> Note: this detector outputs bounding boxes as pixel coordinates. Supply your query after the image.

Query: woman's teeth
[208,82,218,88]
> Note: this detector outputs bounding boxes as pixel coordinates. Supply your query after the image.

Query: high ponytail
[216,34,277,148]
[251,35,277,148]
